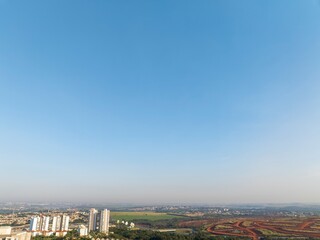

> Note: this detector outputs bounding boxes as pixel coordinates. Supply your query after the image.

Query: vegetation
[71,218,86,224]
[109,227,245,240]
[32,228,244,240]
[111,211,181,221]
[33,230,88,240]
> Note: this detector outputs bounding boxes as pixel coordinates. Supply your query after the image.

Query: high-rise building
[88,208,98,232]
[88,208,110,234]
[51,215,69,232]
[61,215,70,231]
[41,216,50,231]
[30,214,70,235]
[51,216,59,232]
[29,217,39,231]
[99,209,110,234]
[30,216,49,232]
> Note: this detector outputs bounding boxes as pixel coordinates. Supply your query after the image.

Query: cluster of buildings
[27,208,110,237]
[0,208,110,239]
[0,226,31,240]
[88,208,110,234]
[116,220,135,228]
[29,215,70,237]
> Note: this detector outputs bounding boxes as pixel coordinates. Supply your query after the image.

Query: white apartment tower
[51,216,60,232]
[29,217,39,231]
[99,209,110,234]
[61,215,70,231]
[88,208,98,232]
[41,216,50,231]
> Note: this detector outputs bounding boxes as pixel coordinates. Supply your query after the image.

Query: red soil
[207,220,258,240]
[206,218,320,239]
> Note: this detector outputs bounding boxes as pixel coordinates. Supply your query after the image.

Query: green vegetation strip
[111,211,181,221]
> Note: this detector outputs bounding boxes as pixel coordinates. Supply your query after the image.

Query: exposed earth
[181,217,320,239]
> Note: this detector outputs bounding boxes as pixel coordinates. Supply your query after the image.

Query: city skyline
[1,0,320,204]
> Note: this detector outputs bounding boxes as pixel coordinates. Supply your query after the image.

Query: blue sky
[0,0,320,204]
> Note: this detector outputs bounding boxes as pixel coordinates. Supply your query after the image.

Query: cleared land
[111,211,181,221]
[204,217,320,240]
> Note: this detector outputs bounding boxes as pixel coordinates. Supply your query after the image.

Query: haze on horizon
[0,0,320,205]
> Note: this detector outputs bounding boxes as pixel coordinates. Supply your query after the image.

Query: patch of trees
[71,218,85,224]
[110,228,246,240]
[32,228,245,240]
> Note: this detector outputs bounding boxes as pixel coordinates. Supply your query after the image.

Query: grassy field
[111,211,181,221]
[256,228,287,236]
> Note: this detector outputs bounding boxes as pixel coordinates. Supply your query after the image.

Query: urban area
[0,207,113,240]
[1,203,320,240]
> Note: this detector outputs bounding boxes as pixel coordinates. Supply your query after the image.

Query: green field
[111,211,181,221]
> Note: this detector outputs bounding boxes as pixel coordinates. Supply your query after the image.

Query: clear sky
[0,0,320,204]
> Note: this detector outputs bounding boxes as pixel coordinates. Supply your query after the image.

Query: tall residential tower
[88,208,110,234]
[88,208,98,232]
[99,209,110,234]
